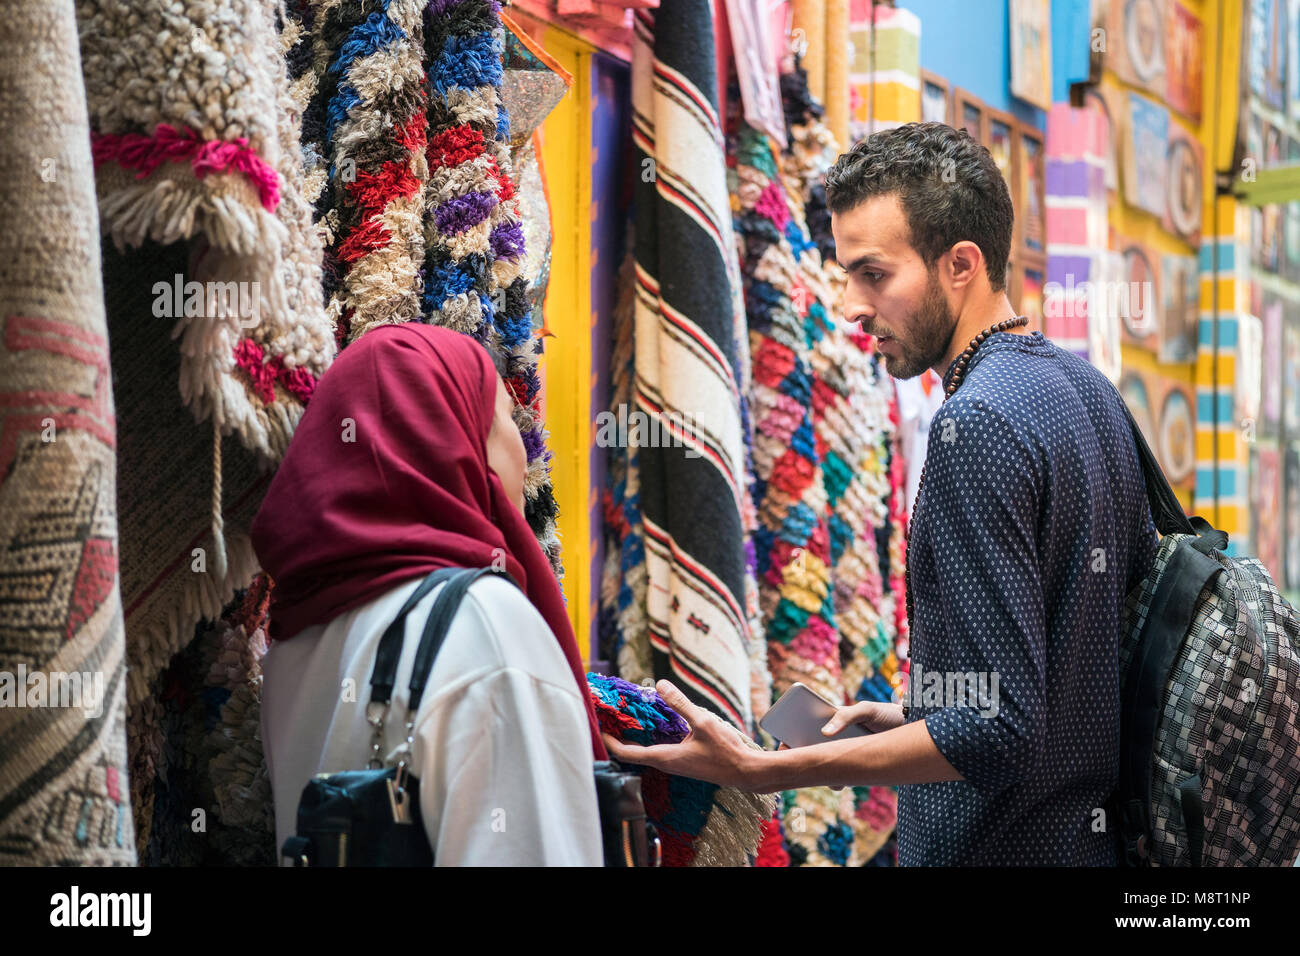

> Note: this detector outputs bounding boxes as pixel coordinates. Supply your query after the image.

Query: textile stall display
[731,66,907,866]
[69,0,569,859]
[601,25,914,863]
[7,0,924,866]
[0,0,135,865]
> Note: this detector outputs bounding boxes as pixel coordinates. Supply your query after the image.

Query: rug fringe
[126,532,261,710]
[692,784,778,867]
[98,169,285,258]
[97,166,303,463]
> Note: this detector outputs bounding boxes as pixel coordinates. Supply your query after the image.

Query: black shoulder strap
[1112,383,1229,554]
[407,567,521,714]
[369,568,463,707]
[368,567,523,712]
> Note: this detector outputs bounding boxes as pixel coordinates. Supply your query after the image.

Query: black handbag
[593,760,661,867]
[280,566,660,867]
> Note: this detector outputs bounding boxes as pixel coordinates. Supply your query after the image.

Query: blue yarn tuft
[329,12,408,79]
[325,85,363,145]
[429,30,504,99]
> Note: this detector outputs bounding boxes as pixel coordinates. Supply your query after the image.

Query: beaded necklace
[901,314,1031,672]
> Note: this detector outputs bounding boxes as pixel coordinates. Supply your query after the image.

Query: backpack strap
[364,567,522,767]
[1117,537,1224,864]
[1178,774,1205,867]
[1114,384,1229,553]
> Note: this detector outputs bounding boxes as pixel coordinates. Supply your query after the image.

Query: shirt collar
[940,329,1044,393]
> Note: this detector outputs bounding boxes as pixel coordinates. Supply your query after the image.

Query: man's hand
[601,680,770,791]
[820,700,905,737]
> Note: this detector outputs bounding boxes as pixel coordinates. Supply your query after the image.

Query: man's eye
[862,270,884,282]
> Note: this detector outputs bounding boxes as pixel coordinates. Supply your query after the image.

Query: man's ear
[945,240,984,292]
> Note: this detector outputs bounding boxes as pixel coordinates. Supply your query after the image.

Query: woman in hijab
[253,323,606,866]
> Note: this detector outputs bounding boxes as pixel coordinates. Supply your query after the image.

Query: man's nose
[845,293,875,325]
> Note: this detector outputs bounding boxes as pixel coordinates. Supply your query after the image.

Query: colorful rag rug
[301,0,565,569]
[0,0,135,865]
[587,674,775,866]
[615,0,769,731]
[730,66,909,866]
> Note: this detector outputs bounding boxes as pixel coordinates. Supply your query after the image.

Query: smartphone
[758,682,872,748]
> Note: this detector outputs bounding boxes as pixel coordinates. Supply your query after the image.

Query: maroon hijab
[252,323,607,761]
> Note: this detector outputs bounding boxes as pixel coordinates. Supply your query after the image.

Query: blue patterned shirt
[897,330,1158,866]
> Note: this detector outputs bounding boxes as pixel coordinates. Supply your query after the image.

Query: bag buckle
[387,760,415,825]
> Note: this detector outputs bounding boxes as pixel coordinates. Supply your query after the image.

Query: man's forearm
[743,717,966,792]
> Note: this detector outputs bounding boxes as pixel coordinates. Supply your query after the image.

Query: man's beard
[874,268,957,379]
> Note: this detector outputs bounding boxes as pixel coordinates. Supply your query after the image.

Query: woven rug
[0,0,134,865]
[618,0,768,732]
[139,577,274,866]
[78,0,334,465]
[103,238,270,857]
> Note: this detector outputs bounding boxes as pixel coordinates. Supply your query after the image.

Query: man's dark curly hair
[824,122,1014,292]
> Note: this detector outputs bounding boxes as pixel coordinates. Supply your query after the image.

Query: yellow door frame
[538,26,596,662]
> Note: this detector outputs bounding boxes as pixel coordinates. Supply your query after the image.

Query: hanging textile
[0,0,135,864]
[500,13,573,333]
[80,0,334,463]
[134,576,275,865]
[615,0,767,731]
[116,0,568,860]
[76,0,334,854]
[823,0,849,150]
[731,65,909,866]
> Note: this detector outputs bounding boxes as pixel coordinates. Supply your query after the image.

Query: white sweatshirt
[260,573,603,866]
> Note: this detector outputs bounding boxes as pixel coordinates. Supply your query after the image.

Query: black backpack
[1113,398,1300,866]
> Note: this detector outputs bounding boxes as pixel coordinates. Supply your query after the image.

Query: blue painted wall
[898,0,1091,128]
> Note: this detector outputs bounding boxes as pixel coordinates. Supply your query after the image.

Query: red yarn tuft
[754,814,790,866]
[483,156,515,202]
[347,160,422,218]
[426,124,486,170]
[233,337,319,407]
[336,218,393,263]
[395,111,429,155]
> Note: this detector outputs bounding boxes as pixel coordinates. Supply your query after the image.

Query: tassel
[211,419,228,582]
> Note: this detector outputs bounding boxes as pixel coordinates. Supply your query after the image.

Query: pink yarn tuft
[92,123,280,212]
[754,180,790,231]
[233,339,317,406]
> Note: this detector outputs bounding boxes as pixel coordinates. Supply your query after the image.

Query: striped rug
[628,1,762,730]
